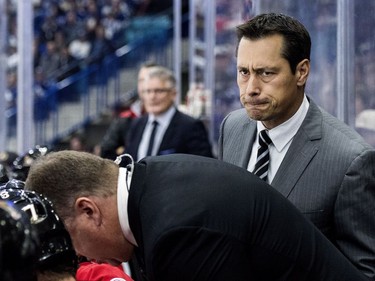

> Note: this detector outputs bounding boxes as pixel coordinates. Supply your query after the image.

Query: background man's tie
[146,120,158,156]
[253,130,272,181]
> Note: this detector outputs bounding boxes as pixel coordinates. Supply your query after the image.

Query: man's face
[236,34,309,129]
[64,199,133,266]
[141,77,176,115]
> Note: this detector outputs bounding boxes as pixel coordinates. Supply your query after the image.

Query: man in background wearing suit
[100,61,158,160]
[218,13,375,279]
[126,66,213,160]
[25,151,368,281]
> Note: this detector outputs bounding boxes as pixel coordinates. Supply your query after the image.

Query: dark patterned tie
[253,130,272,181]
[146,120,158,156]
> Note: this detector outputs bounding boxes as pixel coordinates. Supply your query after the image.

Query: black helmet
[0,151,18,184]
[0,200,39,281]
[0,164,9,184]
[11,145,51,181]
[0,179,25,190]
[0,184,77,273]
[0,151,18,167]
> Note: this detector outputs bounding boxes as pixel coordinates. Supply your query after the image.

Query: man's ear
[296,59,310,86]
[74,197,102,226]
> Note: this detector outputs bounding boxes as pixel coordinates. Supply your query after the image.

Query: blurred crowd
[4,0,177,115]
[4,0,180,140]
[7,0,138,80]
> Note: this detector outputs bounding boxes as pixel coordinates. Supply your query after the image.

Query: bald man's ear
[296,59,310,87]
[74,197,102,226]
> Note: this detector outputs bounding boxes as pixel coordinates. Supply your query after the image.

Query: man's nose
[246,75,261,95]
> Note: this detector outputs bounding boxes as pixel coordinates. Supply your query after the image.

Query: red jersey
[76,262,133,281]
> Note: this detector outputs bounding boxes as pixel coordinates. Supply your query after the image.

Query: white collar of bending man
[117,166,138,246]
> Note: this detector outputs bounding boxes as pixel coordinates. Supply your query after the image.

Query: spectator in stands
[88,24,115,63]
[68,29,92,61]
[102,10,126,41]
[62,9,86,45]
[6,12,17,49]
[54,30,68,53]
[5,71,17,137]
[5,71,17,110]
[6,45,18,71]
[38,40,61,81]
[33,67,52,123]
[56,45,80,81]
[86,0,102,24]
[40,14,60,44]
[101,0,132,21]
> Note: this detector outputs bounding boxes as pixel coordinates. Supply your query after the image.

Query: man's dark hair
[236,13,311,74]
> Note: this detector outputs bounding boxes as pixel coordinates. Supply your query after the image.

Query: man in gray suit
[218,13,375,280]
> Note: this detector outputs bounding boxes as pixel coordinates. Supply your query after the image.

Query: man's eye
[239,69,249,76]
[259,70,273,77]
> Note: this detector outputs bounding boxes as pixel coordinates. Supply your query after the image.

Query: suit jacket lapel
[239,122,257,168]
[271,100,322,197]
[130,117,148,159]
[222,110,257,169]
[128,162,148,278]
[157,110,180,152]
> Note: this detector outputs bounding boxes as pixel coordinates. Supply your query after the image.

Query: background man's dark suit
[126,110,213,160]
[127,154,367,281]
[218,99,375,278]
[100,116,134,160]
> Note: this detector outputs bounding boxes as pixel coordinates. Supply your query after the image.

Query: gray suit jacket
[218,99,375,280]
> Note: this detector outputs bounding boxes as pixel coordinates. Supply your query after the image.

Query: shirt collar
[117,166,138,246]
[257,95,310,152]
[148,106,176,128]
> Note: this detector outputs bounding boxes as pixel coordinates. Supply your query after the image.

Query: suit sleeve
[100,117,132,160]
[336,148,375,279]
[149,215,369,281]
[150,228,252,281]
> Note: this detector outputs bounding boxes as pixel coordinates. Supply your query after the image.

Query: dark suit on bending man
[25,151,368,281]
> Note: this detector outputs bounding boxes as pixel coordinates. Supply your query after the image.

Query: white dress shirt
[137,106,176,160]
[247,95,310,183]
[117,166,137,246]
